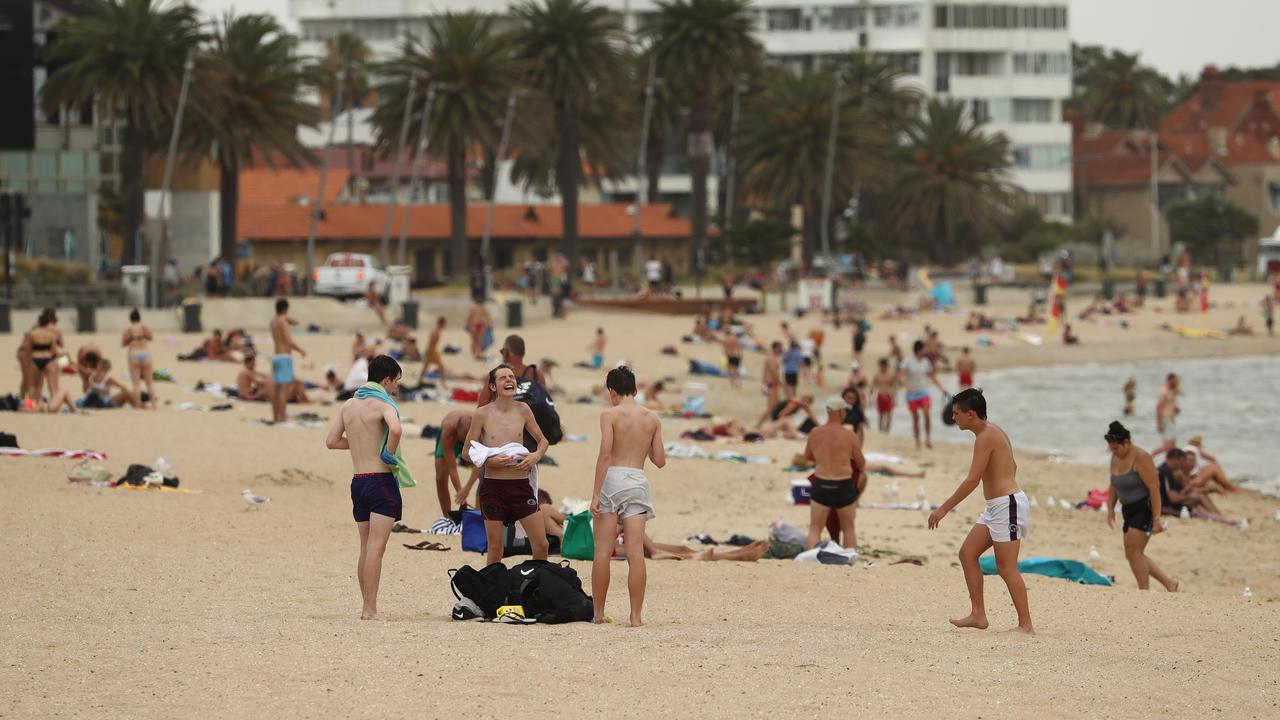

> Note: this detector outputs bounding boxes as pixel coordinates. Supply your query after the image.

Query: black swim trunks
[1121,500,1154,533]
[784,371,799,388]
[809,476,859,509]
[727,355,741,368]
[478,476,539,523]
[351,472,402,522]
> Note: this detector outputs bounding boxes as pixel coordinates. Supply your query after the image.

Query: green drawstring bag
[561,511,595,560]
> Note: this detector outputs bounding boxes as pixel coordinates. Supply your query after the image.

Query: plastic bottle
[1180,506,1192,520]
[154,456,174,479]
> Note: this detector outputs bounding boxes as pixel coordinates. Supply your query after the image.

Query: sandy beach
[3,281,1279,718]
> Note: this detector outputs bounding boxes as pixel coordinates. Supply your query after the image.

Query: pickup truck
[313,253,389,300]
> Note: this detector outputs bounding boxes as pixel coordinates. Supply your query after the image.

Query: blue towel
[353,381,415,488]
[978,555,1112,586]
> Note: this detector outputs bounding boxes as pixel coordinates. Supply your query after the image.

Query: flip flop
[392,522,423,534]
[403,541,450,551]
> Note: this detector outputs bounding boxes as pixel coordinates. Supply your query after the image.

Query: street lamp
[819,68,843,261]
[379,67,421,267]
[306,69,346,295]
[631,55,658,287]
[480,88,527,300]
[154,49,195,308]
[397,82,437,267]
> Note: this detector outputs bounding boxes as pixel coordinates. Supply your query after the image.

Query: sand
[2,282,1279,718]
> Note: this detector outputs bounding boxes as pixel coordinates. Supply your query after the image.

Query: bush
[14,256,92,287]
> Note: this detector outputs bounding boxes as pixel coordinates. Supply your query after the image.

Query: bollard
[182,302,202,333]
[76,302,96,333]
[400,301,419,329]
[973,283,988,306]
[1154,278,1167,298]
[1101,279,1115,300]
[506,299,522,328]
[0,299,9,333]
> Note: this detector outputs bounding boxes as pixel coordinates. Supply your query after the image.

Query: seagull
[242,489,270,509]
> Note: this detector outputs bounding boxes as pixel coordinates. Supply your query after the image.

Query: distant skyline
[192,0,1280,79]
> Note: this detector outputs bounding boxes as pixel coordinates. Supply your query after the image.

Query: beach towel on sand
[353,382,415,488]
[978,556,1111,586]
[0,447,107,461]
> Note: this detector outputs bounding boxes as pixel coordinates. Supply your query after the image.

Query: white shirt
[645,260,662,281]
[342,357,369,391]
[900,356,933,393]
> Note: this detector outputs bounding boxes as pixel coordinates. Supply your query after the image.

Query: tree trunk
[120,121,146,264]
[646,125,663,203]
[556,101,581,266]
[482,145,497,201]
[803,196,821,263]
[346,98,359,199]
[689,91,713,282]
[219,155,239,263]
[448,144,468,284]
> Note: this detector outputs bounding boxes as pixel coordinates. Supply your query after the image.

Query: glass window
[37,180,58,194]
[1013,99,1053,123]
[61,152,85,176]
[7,179,30,193]
[766,9,802,31]
[1,152,29,176]
[1012,144,1071,169]
[970,99,990,123]
[34,151,57,177]
[64,179,85,194]
[87,153,100,175]
[829,6,865,31]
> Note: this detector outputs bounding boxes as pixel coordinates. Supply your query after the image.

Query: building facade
[291,0,1073,224]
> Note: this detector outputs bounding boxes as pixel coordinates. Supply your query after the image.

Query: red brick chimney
[1199,66,1224,117]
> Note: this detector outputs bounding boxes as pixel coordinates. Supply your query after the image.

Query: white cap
[825,396,848,412]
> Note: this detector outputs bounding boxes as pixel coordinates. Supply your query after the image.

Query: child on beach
[928,388,1034,634]
[871,358,897,433]
[591,366,665,627]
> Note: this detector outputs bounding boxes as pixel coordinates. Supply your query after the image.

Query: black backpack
[449,562,515,619]
[512,559,593,624]
[514,366,563,447]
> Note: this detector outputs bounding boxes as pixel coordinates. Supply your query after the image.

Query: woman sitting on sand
[47,359,135,412]
[1105,421,1179,592]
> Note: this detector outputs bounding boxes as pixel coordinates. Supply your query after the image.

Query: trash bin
[76,302,96,333]
[506,299,522,328]
[1101,279,1115,300]
[1154,278,1167,298]
[550,292,563,318]
[1220,265,1234,283]
[973,283,988,306]
[0,299,9,334]
[400,301,419,329]
[182,302,202,333]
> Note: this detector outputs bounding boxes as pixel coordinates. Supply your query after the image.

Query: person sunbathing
[1227,315,1254,336]
[1017,301,1044,324]
[641,535,770,561]
[203,330,233,361]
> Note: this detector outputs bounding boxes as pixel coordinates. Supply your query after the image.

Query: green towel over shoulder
[353,381,415,488]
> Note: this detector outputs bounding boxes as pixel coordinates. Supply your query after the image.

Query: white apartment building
[291,0,1073,222]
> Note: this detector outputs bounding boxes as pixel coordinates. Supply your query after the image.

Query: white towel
[467,441,528,469]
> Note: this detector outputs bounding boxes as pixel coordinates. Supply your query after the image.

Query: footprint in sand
[253,468,333,487]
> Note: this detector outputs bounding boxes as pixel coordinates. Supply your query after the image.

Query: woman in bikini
[21,308,63,404]
[122,308,157,409]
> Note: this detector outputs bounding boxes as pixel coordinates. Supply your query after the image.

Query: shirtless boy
[761,341,783,414]
[460,365,550,566]
[1155,373,1180,454]
[871,358,898,433]
[420,317,449,388]
[955,347,976,388]
[269,299,306,423]
[324,355,404,620]
[722,330,743,389]
[802,396,867,550]
[236,355,272,401]
[591,366,665,627]
[434,408,473,518]
[928,388,1034,634]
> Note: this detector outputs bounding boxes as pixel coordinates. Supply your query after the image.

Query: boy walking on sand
[269,299,306,423]
[591,366,665,627]
[325,355,405,621]
[928,388,1034,634]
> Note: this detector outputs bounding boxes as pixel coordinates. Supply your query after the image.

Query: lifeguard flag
[1200,274,1210,314]
[1046,273,1068,335]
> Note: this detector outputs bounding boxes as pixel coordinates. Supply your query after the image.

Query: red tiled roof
[240,167,350,206]
[1163,79,1280,135]
[239,202,696,242]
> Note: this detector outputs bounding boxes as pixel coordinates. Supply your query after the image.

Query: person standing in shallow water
[928,388,1034,635]
[1105,421,1179,592]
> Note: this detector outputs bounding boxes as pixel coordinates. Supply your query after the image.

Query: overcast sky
[191,0,1280,79]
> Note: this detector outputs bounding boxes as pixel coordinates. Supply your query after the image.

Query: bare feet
[926,440,933,449]
[629,615,643,627]
[360,611,383,621]
[741,541,770,561]
[592,615,613,624]
[949,612,989,630]
[1168,578,1180,593]
[1005,624,1035,635]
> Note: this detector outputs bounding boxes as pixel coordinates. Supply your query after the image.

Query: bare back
[602,403,661,470]
[340,398,394,474]
[763,355,781,383]
[975,421,1019,499]
[805,422,861,480]
[270,316,293,356]
[955,355,975,374]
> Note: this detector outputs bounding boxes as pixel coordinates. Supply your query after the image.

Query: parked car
[313,253,389,300]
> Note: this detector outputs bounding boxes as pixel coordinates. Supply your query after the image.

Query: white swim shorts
[597,466,655,520]
[976,491,1030,543]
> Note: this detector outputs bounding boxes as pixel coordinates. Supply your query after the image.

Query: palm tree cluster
[43,0,1024,275]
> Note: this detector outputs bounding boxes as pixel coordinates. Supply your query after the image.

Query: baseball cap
[824,395,847,412]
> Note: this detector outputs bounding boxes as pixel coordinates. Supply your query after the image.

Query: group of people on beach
[14,307,157,412]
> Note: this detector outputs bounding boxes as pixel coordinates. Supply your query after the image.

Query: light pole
[819,69,844,261]
[379,69,420,267]
[397,82,437,267]
[632,55,658,286]
[154,49,195,308]
[722,73,747,265]
[306,70,345,295]
[480,88,524,300]
[1149,129,1160,253]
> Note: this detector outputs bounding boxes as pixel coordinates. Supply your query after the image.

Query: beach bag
[448,562,513,619]
[460,510,487,553]
[561,511,595,560]
[1084,488,1109,509]
[514,559,593,624]
[514,369,563,447]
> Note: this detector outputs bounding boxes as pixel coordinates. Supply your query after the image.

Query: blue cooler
[460,510,487,552]
[790,479,812,505]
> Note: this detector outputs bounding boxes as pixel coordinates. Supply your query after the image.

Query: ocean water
[886,355,1280,497]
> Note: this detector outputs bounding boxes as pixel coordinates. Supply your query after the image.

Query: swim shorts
[1121,500,1154,533]
[597,466,656,520]
[976,491,1029,542]
[433,433,463,461]
[876,392,894,413]
[959,372,973,387]
[906,390,930,412]
[351,472,402,522]
[478,476,539,523]
[591,353,603,369]
[727,355,741,368]
[271,354,295,385]
[808,475,859,509]
[1160,418,1177,443]
[784,371,799,388]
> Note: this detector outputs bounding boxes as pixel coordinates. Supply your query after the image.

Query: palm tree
[884,99,1014,262]
[736,67,891,259]
[371,13,515,283]
[41,0,204,263]
[185,13,316,261]
[322,32,372,195]
[837,50,921,126]
[647,0,761,279]
[510,0,630,267]
[1075,50,1167,130]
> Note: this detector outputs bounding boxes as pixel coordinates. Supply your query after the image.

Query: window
[1031,192,1072,217]
[828,6,866,31]
[34,151,57,177]
[934,4,1068,29]
[954,53,998,76]
[879,52,921,75]
[61,152,85,176]
[1012,98,1053,123]
[1013,52,1070,75]
[766,9,803,31]
[1,153,29,177]
[873,4,921,28]
[1011,144,1071,170]
[970,99,990,123]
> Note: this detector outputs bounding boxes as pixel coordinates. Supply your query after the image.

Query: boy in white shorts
[590,366,665,627]
[928,388,1035,634]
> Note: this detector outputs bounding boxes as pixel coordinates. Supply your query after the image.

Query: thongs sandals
[392,522,422,534]
[403,541,450,551]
